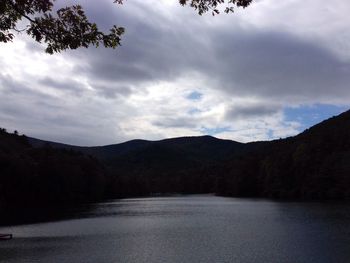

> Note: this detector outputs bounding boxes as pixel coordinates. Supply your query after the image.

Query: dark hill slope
[103,136,244,169]
[28,137,152,160]
[29,135,245,196]
[218,110,350,199]
[24,109,350,199]
[0,129,107,211]
[101,136,245,196]
[29,135,244,164]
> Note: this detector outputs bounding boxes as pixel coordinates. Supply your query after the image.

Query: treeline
[217,111,350,199]
[1,109,350,214]
[105,110,350,200]
[100,136,242,197]
[0,128,107,210]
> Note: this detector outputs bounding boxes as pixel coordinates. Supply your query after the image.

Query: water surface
[1,196,350,263]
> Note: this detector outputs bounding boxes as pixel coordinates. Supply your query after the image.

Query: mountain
[217,110,350,199]
[28,135,246,196]
[28,135,244,163]
[1,109,350,211]
[0,129,107,211]
[28,137,152,159]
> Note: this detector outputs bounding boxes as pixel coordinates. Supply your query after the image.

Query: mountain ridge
[1,109,349,217]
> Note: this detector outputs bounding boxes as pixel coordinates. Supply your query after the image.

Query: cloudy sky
[1,0,349,146]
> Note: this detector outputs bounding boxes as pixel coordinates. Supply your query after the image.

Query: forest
[1,109,350,219]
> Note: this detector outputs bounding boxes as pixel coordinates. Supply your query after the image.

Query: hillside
[0,129,107,211]
[28,135,246,196]
[1,109,350,209]
[29,135,244,163]
[217,110,350,199]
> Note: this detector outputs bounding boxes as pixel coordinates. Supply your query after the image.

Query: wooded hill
[1,109,350,213]
[0,129,106,210]
[217,110,350,199]
[28,135,248,197]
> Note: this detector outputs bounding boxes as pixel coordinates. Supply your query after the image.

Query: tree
[0,0,125,54]
[0,0,252,54]
[179,0,252,15]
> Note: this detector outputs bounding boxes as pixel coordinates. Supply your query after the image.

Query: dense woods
[97,110,350,200]
[1,110,350,220]
[218,110,350,199]
[0,128,107,211]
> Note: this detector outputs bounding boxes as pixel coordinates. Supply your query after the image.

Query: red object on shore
[0,234,13,240]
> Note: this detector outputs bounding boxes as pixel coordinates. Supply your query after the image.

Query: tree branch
[5,0,59,44]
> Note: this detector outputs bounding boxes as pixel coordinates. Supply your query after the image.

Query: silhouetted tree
[179,0,252,15]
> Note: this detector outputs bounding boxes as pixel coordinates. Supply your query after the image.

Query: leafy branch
[1,0,124,54]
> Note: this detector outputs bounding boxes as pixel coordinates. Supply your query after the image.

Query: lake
[1,195,350,263]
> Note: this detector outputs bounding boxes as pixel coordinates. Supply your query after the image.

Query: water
[1,195,350,263]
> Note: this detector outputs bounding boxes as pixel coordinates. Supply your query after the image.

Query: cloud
[92,84,132,99]
[153,116,198,129]
[0,0,350,145]
[210,31,350,103]
[70,0,350,105]
[225,102,281,120]
[39,77,86,95]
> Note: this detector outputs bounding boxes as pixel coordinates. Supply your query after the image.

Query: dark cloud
[0,75,59,125]
[92,84,132,99]
[211,31,350,101]
[225,103,281,120]
[68,2,350,105]
[39,77,86,95]
[68,2,211,88]
[0,74,19,91]
[0,73,53,99]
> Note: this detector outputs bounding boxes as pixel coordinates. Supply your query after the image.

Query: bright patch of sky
[186,91,203,101]
[201,126,231,136]
[284,104,349,132]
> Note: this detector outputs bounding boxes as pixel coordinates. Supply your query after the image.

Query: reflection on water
[1,196,350,263]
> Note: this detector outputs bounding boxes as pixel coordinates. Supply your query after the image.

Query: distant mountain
[1,109,350,213]
[28,137,153,160]
[28,135,246,196]
[29,135,244,163]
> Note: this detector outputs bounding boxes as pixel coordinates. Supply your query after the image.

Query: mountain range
[1,109,350,214]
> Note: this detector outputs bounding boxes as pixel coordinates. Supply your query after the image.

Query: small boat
[0,234,13,240]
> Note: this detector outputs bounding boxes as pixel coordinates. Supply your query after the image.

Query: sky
[0,0,349,146]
